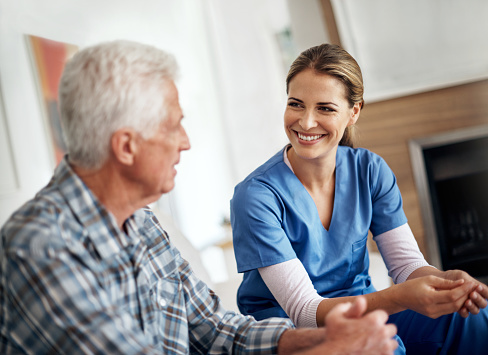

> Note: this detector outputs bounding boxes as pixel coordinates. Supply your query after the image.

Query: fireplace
[409,125,488,282]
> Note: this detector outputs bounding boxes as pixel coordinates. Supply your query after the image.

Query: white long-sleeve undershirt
[374,223,430,284]
[259,258,323,328]
[258,223,430,328]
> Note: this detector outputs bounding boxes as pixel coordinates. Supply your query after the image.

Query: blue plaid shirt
[1,158,292,354]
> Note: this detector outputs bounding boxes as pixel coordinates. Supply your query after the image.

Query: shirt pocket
[151,272,182,311]
[343,236,368,289]
[150,273,187,340]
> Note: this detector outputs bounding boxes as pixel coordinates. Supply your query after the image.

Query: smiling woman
[230,43,488,355]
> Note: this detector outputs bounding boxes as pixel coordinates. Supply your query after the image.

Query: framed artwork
[26,34,78,166]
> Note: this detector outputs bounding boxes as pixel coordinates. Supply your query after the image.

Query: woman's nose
[299,111,317,130]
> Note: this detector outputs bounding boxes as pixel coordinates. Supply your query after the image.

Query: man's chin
[161,182,176,195]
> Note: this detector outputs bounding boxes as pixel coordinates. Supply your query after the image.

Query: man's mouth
[297,132,325,142]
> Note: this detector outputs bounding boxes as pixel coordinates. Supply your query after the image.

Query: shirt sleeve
[374,223,431,284]
[231,180,297,272]
[173,246,294,354]
[259,258,324,328]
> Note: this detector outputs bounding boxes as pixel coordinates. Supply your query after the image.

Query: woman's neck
[287,146,336,192]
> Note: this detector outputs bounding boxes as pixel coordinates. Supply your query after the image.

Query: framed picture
[26,34,78,166]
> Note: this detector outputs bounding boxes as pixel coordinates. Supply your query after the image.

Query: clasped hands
[282,297,398,355]
[322,296,398,354]
[398,268,488,319]
[279,296,398,355]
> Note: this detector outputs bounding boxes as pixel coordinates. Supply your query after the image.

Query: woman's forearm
[315,287,406,326]
[259,259,325,327]
[407,265,443,280]
[260,258,408,327]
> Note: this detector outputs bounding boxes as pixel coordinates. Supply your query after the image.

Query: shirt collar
[53,156,141,260]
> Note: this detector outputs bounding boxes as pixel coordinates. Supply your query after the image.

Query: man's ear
[111,128,138,166]
[348,102,362,126]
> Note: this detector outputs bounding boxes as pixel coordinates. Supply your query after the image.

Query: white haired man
[0,40,398,354]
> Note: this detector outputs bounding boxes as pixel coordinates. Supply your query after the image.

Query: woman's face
[284,68,360,161]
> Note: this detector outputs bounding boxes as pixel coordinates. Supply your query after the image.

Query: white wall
[204,0,292,184]
[332,0,488,102]
[287,0,329,53]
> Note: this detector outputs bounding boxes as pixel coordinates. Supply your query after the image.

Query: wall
[287,0,329,53]
[356,79,488,261]
[205,0,294,184]
[330,0,488,102]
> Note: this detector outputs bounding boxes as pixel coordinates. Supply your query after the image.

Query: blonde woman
[231,43,488,355]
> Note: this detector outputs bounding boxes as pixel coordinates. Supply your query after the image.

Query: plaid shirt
[1,158,292,354]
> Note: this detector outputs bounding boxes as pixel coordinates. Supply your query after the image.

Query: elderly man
[0,40,398,354]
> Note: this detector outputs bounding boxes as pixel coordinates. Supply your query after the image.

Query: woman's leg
[389,306,488,354]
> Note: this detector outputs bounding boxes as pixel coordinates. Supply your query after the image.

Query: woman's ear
[348,102,362,126]
[110,128,138,166]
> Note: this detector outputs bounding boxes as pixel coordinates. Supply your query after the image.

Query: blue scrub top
[231,145,407,320]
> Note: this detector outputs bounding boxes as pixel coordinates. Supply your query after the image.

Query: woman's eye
[287,102,301,108]
[318,106,333,112]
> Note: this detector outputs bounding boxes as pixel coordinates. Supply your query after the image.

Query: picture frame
[25,34,78,167]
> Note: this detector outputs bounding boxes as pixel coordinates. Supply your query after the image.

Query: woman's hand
[440,269,488,317]
[393,275,474,319]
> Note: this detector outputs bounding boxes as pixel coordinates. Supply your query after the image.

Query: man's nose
[181,128,191,151]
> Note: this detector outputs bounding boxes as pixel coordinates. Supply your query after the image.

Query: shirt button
[159,298,167,308]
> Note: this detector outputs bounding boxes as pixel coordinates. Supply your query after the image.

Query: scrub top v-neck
[231,145,407,320]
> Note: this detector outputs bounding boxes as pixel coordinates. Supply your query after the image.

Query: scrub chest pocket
[343,236,368,289]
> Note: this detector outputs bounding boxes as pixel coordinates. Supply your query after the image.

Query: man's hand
[322,296,398,354]
[278,297,398,355]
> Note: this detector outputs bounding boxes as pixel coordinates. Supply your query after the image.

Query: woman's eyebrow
[317,101,339,107]
[288,97,339,107]
[287,97,303,102]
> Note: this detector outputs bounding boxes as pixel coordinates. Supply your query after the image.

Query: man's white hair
[58,40,179,169]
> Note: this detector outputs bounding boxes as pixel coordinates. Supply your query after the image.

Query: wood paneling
[356,80,488,261]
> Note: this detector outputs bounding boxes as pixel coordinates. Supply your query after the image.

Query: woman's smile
[295,131,326,143]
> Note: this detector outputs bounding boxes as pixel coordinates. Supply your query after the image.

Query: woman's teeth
[298,133,324,141]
